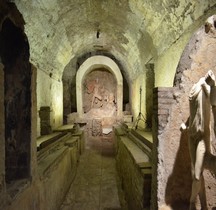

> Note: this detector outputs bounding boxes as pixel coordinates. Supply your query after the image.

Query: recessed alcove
[83,68,117,117]
[76,55,123,122]
[0,18,31,184]
[73,55,123,138]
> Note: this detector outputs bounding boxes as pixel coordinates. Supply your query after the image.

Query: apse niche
[81,67,118,137]
[82,68,117,118]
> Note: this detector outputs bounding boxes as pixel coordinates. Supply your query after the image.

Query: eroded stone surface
[15,0,216,82]
[152,20,216,209]
[60,136,128,210]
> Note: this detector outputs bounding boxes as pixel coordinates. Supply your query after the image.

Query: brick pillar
[151,87,177,209]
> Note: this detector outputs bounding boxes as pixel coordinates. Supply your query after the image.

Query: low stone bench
[139,162,152,208]
[131,129,153,149]
[114,124,152,210]
[38,146,68,178]
[37,132,68,151]
[64,136,80,161]
[128,131,152,161]
[64,136,79,147]
[37,132,71,162]
[71,130,85,154]
[53,124,74,132]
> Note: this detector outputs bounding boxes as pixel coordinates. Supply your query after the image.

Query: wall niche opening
[83,68,117,117]
[0,18,31,184]
[82,68,118,137]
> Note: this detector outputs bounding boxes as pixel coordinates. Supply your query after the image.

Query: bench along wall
[114,126,152,210]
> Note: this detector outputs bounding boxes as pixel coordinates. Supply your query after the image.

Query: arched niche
[76,55,123,119]
[0,18,31,183]
[151,14,216,209]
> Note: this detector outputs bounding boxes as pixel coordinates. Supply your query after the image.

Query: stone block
[123,115,133,123]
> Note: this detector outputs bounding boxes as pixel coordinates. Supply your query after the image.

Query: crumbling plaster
[13,1,216,126]
[37,70,63,136]
[14,0,216,85]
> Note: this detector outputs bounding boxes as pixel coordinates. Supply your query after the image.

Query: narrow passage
[60,135,128,210]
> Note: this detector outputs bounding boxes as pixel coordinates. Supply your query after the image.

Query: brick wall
[114,126,151,210]
[151,87,192,209]
[151,87,177,209]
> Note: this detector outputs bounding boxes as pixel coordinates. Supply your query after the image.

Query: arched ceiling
[14,0,216,81]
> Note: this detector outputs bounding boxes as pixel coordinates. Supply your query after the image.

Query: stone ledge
[113,125,126,136]
[64,137,79,147]
[119,136,150,165]
[53,124,74,132]
[37,133,71,162]
[71,129,85,154]
[131,129,153,149]
[6,179,30,201]
[127,132,152,161]
[37,132,68,150]
[38,146,69,178]
[116,134,152,210]
[138,162,152,169]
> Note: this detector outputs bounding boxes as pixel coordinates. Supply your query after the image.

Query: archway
[82,68,117,116]
[159,14,216,209]
[76,55,123,119]
[0,18,31,183]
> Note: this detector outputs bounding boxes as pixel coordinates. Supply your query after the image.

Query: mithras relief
[82,69,117,117]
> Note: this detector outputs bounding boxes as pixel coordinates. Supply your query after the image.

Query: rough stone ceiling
[15,0,216,81]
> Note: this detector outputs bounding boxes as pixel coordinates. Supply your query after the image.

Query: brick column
[151,87,177,209]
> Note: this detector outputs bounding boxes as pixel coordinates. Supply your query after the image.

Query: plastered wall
[37,70,63,136]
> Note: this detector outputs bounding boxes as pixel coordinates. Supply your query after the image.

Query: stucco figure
[205,15,216,33]
[188,70,215,210]
[91,78,102,108]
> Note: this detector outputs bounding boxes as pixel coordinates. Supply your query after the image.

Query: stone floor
[60,134,128,210]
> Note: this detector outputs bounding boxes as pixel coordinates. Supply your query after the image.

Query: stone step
[123,114,133,123]
[113,125,126,136]
[38,146,69,178]
[131,129,153,149]
[37,132,71,162]
[127,132,152,160]
[120,136,150,164]
[53,124,74,132]
[37,132,68,150]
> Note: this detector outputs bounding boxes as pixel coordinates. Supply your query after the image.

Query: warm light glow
[131,74,147,129]
[37,70,63,136]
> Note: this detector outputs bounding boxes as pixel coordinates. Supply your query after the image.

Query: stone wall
[152,86,216,210]
[3,133,82,210]
[115,126,151,210]
[15,0,216,86]
[0,63,5,204]
[37,70,63,136]
[151,87,192,209]
[1,17,32,183]
[152,16,216,210]
[0,2,38,207]
[4,148,76,210]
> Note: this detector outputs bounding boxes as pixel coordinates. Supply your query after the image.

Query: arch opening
[82,68,117,117]
[159,14,216,209]
[0,18,31,184]
[76,55,123,121]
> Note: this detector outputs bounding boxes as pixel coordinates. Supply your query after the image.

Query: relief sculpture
[181,70,216,210]
[83,70,117,118]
